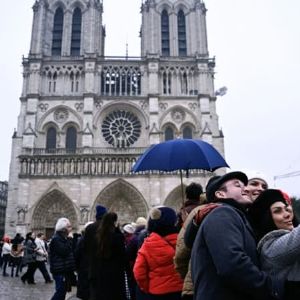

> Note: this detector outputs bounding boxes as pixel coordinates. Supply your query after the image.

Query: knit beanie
[248,189,290,240]
[95,204,107,220]
[147,206,177,234]
[132,217,147,228]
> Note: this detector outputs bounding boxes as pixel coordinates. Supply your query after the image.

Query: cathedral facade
[6,0,225,237]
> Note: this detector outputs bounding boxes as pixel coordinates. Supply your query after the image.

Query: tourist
[245,171,268,202]
[134,206,183,300]
[21,232,37,284]
[248,189,300,299]
[10,233,24,277]
[177,182,203,228]
[2,236,11,277]
[75,221,93,300]
[35,232,52,283]
[89,212,127,300]
[49,217,75,300]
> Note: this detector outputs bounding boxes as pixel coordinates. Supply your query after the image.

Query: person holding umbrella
[177,182,203,229]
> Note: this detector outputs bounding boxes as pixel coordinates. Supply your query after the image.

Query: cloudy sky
[0,0,299,196]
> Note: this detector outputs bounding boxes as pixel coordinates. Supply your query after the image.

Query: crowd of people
[1,171,299,300]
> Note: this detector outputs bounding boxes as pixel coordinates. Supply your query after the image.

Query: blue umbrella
[131,139,229,203]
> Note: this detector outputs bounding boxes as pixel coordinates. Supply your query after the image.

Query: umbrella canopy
[132,139,229,205]
[132,139,229,173]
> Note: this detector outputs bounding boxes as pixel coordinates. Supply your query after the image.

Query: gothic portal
[6,0,225,237]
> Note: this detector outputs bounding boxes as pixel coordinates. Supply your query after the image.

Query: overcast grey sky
[0,0,299,196]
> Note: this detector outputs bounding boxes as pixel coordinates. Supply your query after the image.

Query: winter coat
[174,205,205,297]
[257,226,300,299]
[89,228,127,300]
[49,232,75,275]
[23,239,37,264]
[1,242,11,256]
[74,236,89,300]
[190,200,284,300]
[134,232,183,295]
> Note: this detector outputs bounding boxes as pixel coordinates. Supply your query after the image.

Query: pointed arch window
[161,10,170,56]
[183,126,193,139]
[66,126,77,151]
[165,126,174,141]
[52,8,64,56]
[178,10,187,56]
[46,127,57,150]
[71,8,82,56]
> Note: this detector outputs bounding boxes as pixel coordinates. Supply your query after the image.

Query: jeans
[51,274,66,300]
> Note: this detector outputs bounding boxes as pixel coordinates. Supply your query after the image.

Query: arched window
[161,10,170,56]
[52,8,64,56]
[71,8,82,56]
[46,127,57,150]
[66,126,77,151]
[165,126,174,141]
[178,10,187,56]
[183,126,193,139]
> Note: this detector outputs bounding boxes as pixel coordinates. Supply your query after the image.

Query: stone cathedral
[6,0,225,237]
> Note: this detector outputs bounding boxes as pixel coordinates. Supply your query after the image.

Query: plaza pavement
[0,267,80,300]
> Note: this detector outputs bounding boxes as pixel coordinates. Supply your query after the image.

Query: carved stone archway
[164,185,187,212]
[94,179,148,225]
[31,189,78,238]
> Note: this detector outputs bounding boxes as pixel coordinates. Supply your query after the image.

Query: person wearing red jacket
[133,206,183,300]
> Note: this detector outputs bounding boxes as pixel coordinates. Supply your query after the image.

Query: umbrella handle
[180,170,185,206]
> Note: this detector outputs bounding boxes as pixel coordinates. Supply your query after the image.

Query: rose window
[102,110,141,148]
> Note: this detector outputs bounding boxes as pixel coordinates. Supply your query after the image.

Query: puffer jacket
[133,232,183,295]
[49,232,75,275]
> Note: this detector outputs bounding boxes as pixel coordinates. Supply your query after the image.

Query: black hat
[248,189,288,226]
[206,171,248,202]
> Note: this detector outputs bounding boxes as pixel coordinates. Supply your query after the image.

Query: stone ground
[0,265,80,300]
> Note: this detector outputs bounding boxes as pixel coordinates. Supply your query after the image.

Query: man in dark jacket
[190,172,284,300]
[49,217,75,300]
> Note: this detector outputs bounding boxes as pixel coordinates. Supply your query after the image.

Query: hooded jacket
[133,232,183,295]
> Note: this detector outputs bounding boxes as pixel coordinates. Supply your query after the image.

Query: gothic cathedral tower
[6,0,225,236]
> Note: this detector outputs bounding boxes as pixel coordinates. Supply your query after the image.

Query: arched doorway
[94,179,148,226]
[164,185,186,212]
[31,189,78,239]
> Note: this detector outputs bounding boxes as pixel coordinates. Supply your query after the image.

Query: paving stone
[0,266,80,300]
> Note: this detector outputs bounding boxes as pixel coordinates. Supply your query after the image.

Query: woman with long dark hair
[89,212,127,300]
[248,189,300,300]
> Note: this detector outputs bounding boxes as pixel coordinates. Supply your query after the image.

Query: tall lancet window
[71,8,82,56]
[161,10,170,56]
[52,8,64,56]
[165,126,174,141]
[183,126,193,139]
[66,126,77,151]
[46,127,57,150]
[178,10,187,56]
